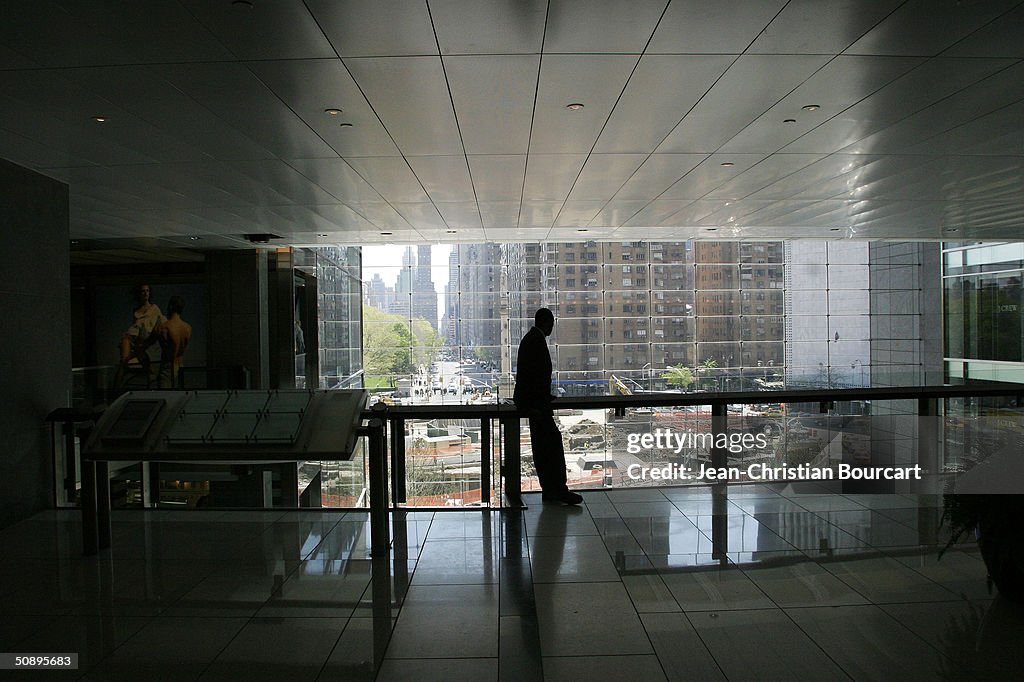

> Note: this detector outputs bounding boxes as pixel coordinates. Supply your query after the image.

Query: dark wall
[0,159,70,528]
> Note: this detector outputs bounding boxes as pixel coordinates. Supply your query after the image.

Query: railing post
[711,402,728,470]
[366,417,390,556]
[480,417,491,507]
[918,397,940,494]
[391,417,406,505]
[97,461,111,549]
[501,406,523,508]
[81,459,98,556]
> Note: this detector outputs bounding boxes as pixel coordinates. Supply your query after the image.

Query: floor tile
[739,553,869,607]
[658,562,774,612]
[377,657,498,681]
[621,556,681,613]
[641,612,726,681]
[887,547,993,601]
[879,597,1024,675]
[529,535,621,583]
[689,608,847,680]
[87,617,249,680]
[498,615,543,682]
[317,615,395,681]
[426,511,500,539]
[200,617,346,681]
[534,582,652,657]
[787,604,949,680]
[412,537,500,585]
[257,559,372,617]
[820,554,962,604]
[387,584,499,658]
[524,506,598,537]
[542,655,666,681]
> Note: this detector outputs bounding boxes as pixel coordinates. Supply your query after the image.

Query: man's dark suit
[513,326,568,494]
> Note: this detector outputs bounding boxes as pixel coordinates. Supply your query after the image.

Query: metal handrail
[362,380,1024,514]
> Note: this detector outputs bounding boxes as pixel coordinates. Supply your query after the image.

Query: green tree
[662,365,694,390]
[362,306,443,385]
[697,358,719,390]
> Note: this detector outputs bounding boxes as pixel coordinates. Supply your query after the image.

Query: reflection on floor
[1,483,1023,680]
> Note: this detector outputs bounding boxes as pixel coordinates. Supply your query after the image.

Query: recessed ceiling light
[830,228,841,232]
[706,227,718,231]
[720,162,734,167]
[783,118,797,124]
[92,116,108,123]
[565,103,585,111]
[324,108,343,116]
[70,240,80,245]
[232,0,254,8]
[339,122,353,128]
[577,228,589,232]
[188,235,200,241]
[446,230,457,234]
[946,227,959,232]
[380,231,393,236]
[317,233,328,237]
[802,104,820,112]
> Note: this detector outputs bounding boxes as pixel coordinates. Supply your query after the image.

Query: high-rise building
[412,245,438,330]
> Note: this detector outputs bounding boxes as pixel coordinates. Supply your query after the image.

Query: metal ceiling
[2,0,1023,248]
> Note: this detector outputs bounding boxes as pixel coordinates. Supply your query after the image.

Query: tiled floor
[1,484,1023,680]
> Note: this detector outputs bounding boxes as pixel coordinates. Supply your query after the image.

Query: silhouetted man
[513,308,582,505]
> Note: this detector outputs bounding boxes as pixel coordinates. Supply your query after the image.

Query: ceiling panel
[838,61,1024,154]
[0,1,1022,244]
[648,0,785,54]
[943,3,1024,58]
[659,155,769,200]
[435,202,484,230]
[719,56,924,154]
[845,0,1022,57]
[595,55,734,154]
[781,58,1016,154]
[478,201,521,229]
[343,157,431,203]
[623,201,694,227]
[748,0,903,54]
[553,201,605,227]
[467,156,527,202]
[429,0,546,55]
[520,201,562,228]
[702,154,825,200]
[910,103,1024,156]
[306,0,438,57]
[530,55,639,154]
[589,201,650,227]
[283,158,385,204]
[178,0,336,60]
[567,154,648,201]
[391,203,447,231]
[407,156,475,202]
[544,0,668,53]
[444,55,539,155]
[345,57,464,156]
[656,55,831,154]
[613,154,707,201]
[153,62,336,160]
[523,155,589,201]
[66,66,275,162]
[251,60,401,158]
[3,0,148,67]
